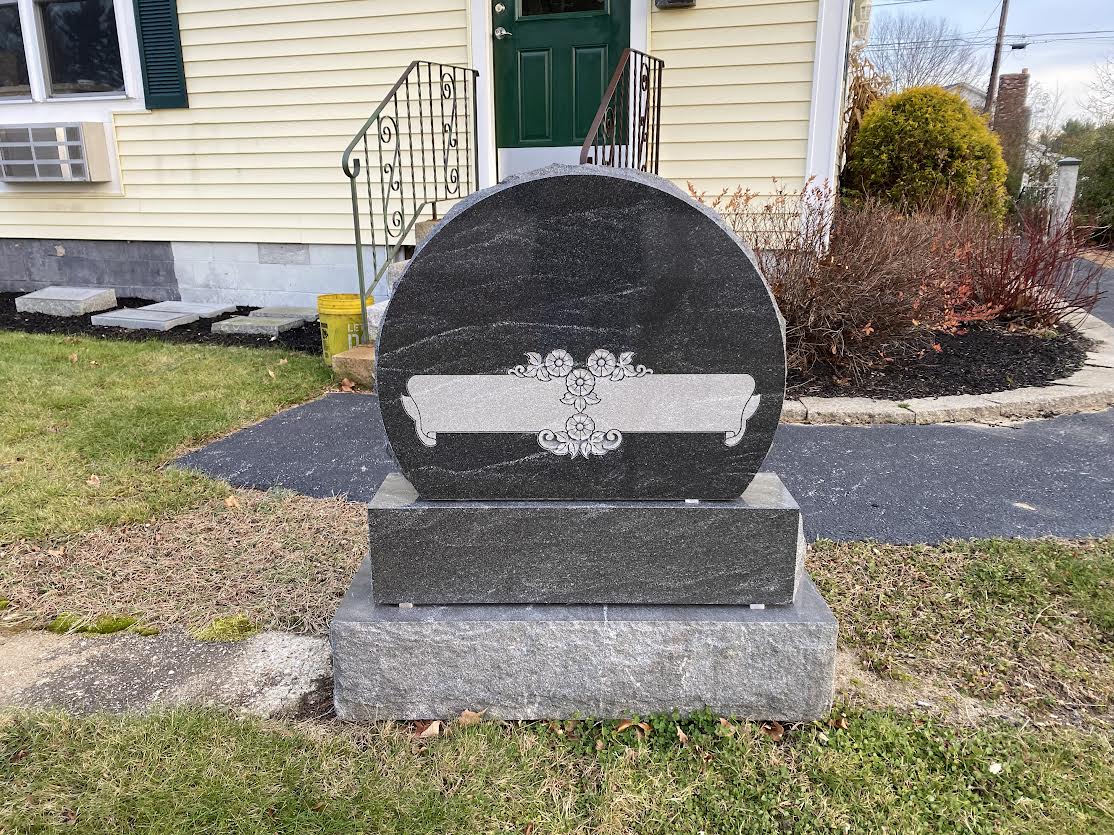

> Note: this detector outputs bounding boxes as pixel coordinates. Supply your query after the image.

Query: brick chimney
[991,69,1032,194]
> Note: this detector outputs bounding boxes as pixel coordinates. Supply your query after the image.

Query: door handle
[494,26,512,40]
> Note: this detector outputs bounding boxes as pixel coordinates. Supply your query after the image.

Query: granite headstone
[376,165,786,501]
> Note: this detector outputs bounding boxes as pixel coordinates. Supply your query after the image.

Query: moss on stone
[193,614,258,643]
[90,615,137,635]
[130,624,161,637]
[0,598,9,611]
[46,613,85,634]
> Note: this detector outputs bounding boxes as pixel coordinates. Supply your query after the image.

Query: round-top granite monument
[376,165,786,501]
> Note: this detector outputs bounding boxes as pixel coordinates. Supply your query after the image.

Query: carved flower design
[565,367,596,397]
[544,349,574,378]
[587,349,617,378]
[565,413,596,441]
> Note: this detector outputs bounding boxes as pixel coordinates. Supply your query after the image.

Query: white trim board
[804,0,852,187]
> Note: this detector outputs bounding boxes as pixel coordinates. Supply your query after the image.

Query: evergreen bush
[844,86,1008,220]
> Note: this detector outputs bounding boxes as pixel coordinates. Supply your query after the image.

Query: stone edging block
[781,311,1114,426]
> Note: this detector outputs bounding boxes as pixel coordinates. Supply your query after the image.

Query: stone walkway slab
[0,629,330,718]
[90,308,200,331]
[142,300,237,318]
[90,308,199,331]
[213,315,305,335]
[15,286,116,316]
[250,306,318,322]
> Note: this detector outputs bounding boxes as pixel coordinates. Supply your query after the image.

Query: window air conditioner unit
[0,123,111,183]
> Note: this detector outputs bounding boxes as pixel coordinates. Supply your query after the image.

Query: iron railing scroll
[342,61,480,342]
[579,49,665,175]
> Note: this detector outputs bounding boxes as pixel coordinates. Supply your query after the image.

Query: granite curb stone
[331,556,837,721]
[368,473,804,606]
[15,286,116,316]
[781,311,1114,426]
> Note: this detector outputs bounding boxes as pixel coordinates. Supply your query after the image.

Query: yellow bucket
[317,294,365,363]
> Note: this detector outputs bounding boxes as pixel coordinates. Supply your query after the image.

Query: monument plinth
[331,165,837,720]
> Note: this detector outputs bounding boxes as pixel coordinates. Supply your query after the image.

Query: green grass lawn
[0,332,333,544]
[1,707,1111,834]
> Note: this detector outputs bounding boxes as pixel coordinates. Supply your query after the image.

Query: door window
[521,0,604,16]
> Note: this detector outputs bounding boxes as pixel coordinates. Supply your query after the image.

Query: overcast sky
[869,0,1113,121]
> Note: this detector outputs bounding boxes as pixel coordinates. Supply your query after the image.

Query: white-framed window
[0,0,132,102]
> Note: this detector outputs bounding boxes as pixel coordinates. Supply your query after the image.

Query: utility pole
[984,0,1010,116]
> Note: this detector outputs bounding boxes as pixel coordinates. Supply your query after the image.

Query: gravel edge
[780,312,1114,425]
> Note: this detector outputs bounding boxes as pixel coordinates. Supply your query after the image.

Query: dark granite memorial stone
[376,165,786,500]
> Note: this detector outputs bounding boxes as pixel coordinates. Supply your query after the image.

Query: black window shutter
[132,0,188,109]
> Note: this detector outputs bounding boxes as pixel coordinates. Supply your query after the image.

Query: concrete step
[415,219,439,244]
[90,308,200,331]
[142,301,236,319]
[212,315,305,336]
[386,259,410,292]
[15,286,116,317]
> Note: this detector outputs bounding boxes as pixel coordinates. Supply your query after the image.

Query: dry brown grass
[811,538,1114,724]
[1,490,366,635]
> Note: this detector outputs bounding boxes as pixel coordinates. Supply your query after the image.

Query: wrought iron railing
[579,49,665,175]
[342,61,480,341]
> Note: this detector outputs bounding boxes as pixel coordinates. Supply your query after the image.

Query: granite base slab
[15,286,116,316]
[368,472,804,606]
[331,556,837,721]
[212,315,304,335]
[90,308,200,331]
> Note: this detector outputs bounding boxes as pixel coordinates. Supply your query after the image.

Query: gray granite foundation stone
[90,308,199,331]
[369,472,804,606]
[212,315,305,335]
[15,286,116,316]
[330,556,837,721]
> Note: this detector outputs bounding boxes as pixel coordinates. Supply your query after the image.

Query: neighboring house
[945,82,987,111]
[0,0,861,307]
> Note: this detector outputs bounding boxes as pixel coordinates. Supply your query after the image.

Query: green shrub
[844,86,1008,219]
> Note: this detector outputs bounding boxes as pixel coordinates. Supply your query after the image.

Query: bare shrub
[962,207,1103,328]
[691,182,1102,381]
[692,181,962,380]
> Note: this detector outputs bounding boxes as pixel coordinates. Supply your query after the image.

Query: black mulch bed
[1,292,1092,399]
[0,292,322,355]
[787,323,1091,399]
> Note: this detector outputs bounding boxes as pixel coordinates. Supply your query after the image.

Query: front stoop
[333,344,376,388]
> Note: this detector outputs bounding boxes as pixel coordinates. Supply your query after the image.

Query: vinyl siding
[0,0,469,244]
[650,0,819,196]
[0,0,824,243]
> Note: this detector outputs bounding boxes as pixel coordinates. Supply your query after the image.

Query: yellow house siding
[651,0,819,196]
[0,0,469,244]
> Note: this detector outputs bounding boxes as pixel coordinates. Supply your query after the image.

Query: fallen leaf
[458,709,485,727]
[47,547,65,558]
[88,360,99,367]
[676,725,689,746]
[595,739,605,751]
[85,474,100,488]
[932,343,943,354]
[717,717,737,737]
[339,378,355,393]
[278,358,288,365]
[224,495,240,509]
[761,720,784,742]
[266,369,276,380]
[68,353,78,364]
[989,762,1003,775]
[829,713,849,730]
[418,720,444,739]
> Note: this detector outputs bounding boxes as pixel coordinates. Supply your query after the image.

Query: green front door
[493,0,630,149]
